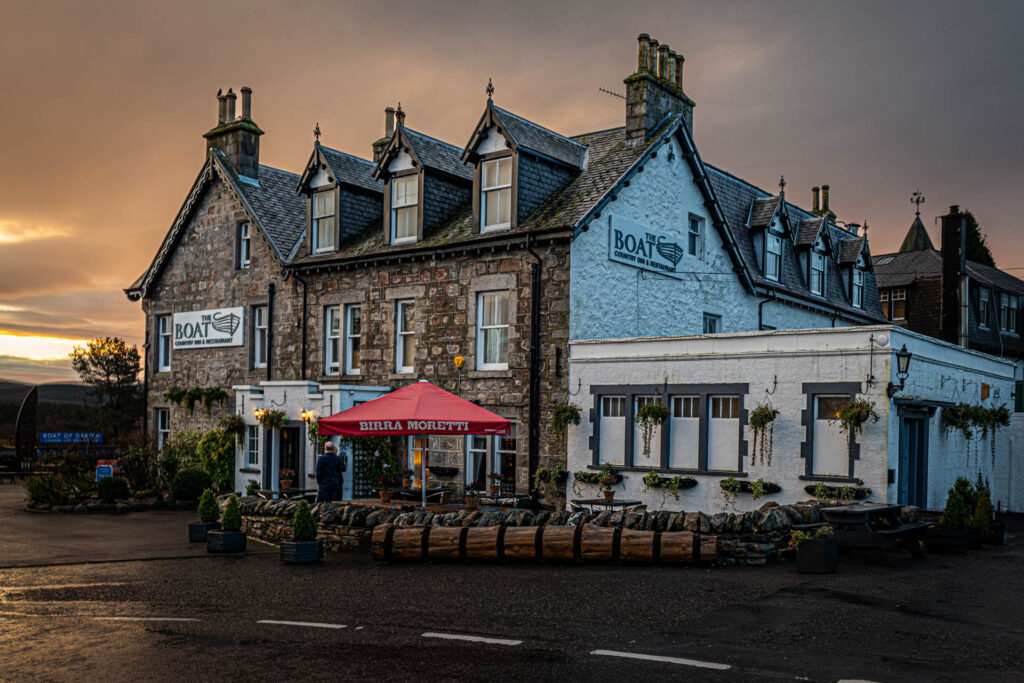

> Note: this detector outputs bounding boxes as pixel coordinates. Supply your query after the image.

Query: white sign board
[173,307,245,349]
[608,215,685,279]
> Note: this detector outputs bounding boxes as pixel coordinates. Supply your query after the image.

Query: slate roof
[318,144,380,193]
[967,260,1024,293]
[749,196,780,229]
[899,215,934,253]
[796,217,825,247]
[492,106,586,168]
[839,237,865,265]
[874,247,1024,294]
[402,126,473,180]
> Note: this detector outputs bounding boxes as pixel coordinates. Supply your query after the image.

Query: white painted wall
[388,151,415,173]
[477,127,508,155]
[567,325,1020,513]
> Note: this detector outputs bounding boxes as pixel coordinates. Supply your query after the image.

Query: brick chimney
[940,205,968,347]
[811,186,820,213]
[373,106,396,164]
[821,184,830,215]
[203,86,264,180]
[625,33,695,149]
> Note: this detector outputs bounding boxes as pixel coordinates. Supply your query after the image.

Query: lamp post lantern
[887,345,913,398]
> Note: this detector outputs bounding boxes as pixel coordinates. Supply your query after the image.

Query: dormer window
[765,233,782,281]
[852,269,864,308]
[481,157,512,232]
[312,190,336,253]
[810,251,826,296]
[391,175,419,244]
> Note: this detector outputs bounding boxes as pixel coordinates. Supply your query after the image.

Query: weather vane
[314,122,321,141]
[862,219,869,238]
[486,78,494,101]
[911,190,925,216]
[778,175,786,194]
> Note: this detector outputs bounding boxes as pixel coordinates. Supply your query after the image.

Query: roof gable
[374,125,471,181]
[298,143,380,194]
[899,214,935,252]
[461,102,585,168]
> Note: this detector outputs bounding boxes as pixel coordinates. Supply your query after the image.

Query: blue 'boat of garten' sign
[608,215,685,279]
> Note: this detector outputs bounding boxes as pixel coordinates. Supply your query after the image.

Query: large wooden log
[541,525,579,562]
[659,531,696,564]
[464,526,503,561]
[427,526,466,562]
[580,525,619,563]
[502,526,540,561]
[700,535,717,565]
[370,523,395,562]
[390,526,429,562]
[619,528,657,564]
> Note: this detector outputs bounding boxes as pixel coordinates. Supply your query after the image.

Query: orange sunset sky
[2,0,1023,383]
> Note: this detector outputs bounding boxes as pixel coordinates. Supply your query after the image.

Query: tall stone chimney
[821,184,830,215]
[941,205,968,347]
[811,186,820,213]
[625,33,695,149]
[373,106,397,164]
[203,86,263,180]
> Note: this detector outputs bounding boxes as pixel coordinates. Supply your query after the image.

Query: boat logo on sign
[608,215,684,279]
[211,311,241,336]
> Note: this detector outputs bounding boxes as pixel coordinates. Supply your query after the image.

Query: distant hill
[0,379,93,405]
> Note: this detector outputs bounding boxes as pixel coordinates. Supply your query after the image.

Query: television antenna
[598,86,625,100]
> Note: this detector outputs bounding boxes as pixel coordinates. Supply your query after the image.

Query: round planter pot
[379,490,394,504]
[796,537,839,574]
[280,539,324,564]
[280,479,294,491]
[188,521,221,543]
[984,520,1006,546]
[926,527,968,555]
[489,484,501,495]
[207,530,247,553]
[602,489,616,502]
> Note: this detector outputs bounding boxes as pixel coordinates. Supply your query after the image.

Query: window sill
[391,237,417,246]
[239,468,260,474]
[481,225,511,234]
[799,475,862,484]
[587,465,747,477]
[467,369,513,379]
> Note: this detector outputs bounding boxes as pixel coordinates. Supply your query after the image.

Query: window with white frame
[324,305,341,375]
[312,191,336,253]
[157,315,171,372]
[688,214,703,259]
[391,175,418,244]
[884,289,907,320]
[344,304,361,375]
[396,299,415,373]
[813,395,849,476]
[155,408,170,453]
[252,305,268,369]
[979,289,990,328]
[1000,293,1019,332]
[465,424,517,494]
[765,233,782,281]
[703,313,721,334]
[707,395,740,471]
[598,396,626,465]
[237,222,251,268]
[246,425,259,466]
[632,396,663,467]
[669,396,699,469]
[481,157,512,232]
[476,292,509,369]
[810,252,826,295]
[852,269,864,308]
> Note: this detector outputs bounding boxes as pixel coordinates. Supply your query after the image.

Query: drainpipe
[267,283,276,381]
[287,270,310,381]
[142,326,150,436]
[758,290,776,330]
[830,309,839,327]
[526,234,543,507]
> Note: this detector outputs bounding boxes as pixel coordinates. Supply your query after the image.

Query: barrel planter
[796,537,838,574]
[966,527,983,550]
[464,526,503,561]
[188,521,220,543]
[390,526,430,561]
[427,527,466,562]
[502,526,541,562]
[541,525,579,563]
[371,523,395,561]
[984,520,1006,546]
[280,540,324,564]
[659,531,697,564]
[926,528,968,554]
[207,530,246,553]
[579,525,619,563]
[619,528,657,564]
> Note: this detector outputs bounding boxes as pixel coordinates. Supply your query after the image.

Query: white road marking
[355,626,364,630]
[94,617,198,622]
[837,680,883,683]
[590,649,731,671]
[257,619,347,630]
[422,632,522,646]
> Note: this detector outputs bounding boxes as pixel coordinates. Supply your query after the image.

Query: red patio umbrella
[318,380,510,508]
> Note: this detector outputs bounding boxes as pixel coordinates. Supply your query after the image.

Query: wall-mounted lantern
[887,345,912,398]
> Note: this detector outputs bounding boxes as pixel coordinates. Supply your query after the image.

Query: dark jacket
[315,451,344,488]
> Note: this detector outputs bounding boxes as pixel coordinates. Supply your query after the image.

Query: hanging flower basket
[635,402,670,457]
[748,404,780,466]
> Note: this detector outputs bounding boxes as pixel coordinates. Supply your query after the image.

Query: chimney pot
[949,204,960,215]
[637,33,650,72]
[822,184,830,213]
[225,88,236,122]
[667,51,677,86]
[658,44,670,80]
[675,54,685,89]
[240,86,252,119]
[385,107,396,137]
[648,38,659,73]
[811,186,820,213]
[216,90,226,125]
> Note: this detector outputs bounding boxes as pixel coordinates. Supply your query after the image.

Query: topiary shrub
[941,490,969,530]
[245,480,260,496]
[972,488,994,533]
[97,476,130,504]
[221,495,242,532]
[198,488,220,523]
[171,469,213,501]
[292,500,318,542]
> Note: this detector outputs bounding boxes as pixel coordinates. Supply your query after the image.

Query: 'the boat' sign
[173,307,245,349]
[608,215,685,279]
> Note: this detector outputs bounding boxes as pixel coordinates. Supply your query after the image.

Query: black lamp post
[887,344,912,398]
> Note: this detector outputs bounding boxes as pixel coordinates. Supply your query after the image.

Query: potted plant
[487,471,503,495]
[207,495,246,553]
[552,403,582,439]
[926,489,969,554]
[793,525,839,574]
[973,482,1002,545]
[635,402,670,457]
[377,475,395,504]
[279,468,296,491]
[188,488,221,542]
[465,481,482,509]
[400,468,414,489]
[280,500,323,564]
[835,398,879,461]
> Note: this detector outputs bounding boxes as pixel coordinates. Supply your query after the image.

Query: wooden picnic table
[821,503,930,564]
[571,498,644,512]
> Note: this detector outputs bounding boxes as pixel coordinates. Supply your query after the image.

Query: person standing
[315,441,344,503]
